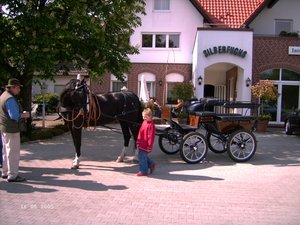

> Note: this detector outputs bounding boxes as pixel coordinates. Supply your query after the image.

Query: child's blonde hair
[143,108,153,118]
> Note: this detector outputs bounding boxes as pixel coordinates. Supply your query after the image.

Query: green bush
[21,124,68,143]
[171,82,194,102]
[279,31,299,37]
[30,129,54,140]
[33,93,59,113]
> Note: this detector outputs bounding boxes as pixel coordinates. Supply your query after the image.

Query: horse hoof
[116,156,124,163]
[71,165,79,169]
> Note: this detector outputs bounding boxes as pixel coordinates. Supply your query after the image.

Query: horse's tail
[137,99,144,125]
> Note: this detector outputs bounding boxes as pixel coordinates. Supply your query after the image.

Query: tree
[251,79,280,120]
[171,82,194,102]
[0,0,146,112]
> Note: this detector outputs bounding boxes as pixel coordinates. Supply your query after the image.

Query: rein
[60,88,141,129]
[59,90,101,129]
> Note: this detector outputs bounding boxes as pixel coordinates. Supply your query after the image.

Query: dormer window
[275,19,293,36]
[154,0,170,11]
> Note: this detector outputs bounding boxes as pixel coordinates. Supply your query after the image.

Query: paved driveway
[1,126,300,225]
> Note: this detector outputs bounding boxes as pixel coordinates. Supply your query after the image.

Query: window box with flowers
[251,80,280,132]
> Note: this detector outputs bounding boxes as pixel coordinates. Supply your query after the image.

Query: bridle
[59,81,101,129]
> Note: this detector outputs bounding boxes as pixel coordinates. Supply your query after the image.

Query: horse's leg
[116,122,131,162]
[68,122,82,169]
[129,124,140,162]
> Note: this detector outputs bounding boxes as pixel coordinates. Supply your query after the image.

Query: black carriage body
[158,98,259,163]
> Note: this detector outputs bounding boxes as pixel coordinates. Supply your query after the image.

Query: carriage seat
[177,124,198,132]
[169,119,198,132]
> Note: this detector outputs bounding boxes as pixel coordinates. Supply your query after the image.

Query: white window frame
[154,0,170,11]
[141,33,180,49]
[110,74,128,92]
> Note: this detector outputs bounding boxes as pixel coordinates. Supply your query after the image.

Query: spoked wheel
[158,128,183,154]
[207,132,227,153]
[180,132,208,164]
[227,129,257,162]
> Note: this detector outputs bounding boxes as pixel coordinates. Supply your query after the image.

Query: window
[259,68,300,123]
[169,34,179,48]
[142,34,152,48]
[142,33,180,49]
[139,81,155,98]
[112,81,127,92]
[282,69,300,81]
[166,82,177,104]
[154,0,170,10]
[155,34,166,48]
[275,19,292,35]
[260,69,279,80]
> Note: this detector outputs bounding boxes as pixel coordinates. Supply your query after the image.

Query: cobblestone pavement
[1,124,300,225]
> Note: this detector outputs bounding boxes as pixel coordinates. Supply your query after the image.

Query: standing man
[0,78,30,182]
[0,87,4,169]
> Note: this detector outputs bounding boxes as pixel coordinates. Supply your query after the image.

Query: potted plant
[251,80,280,132]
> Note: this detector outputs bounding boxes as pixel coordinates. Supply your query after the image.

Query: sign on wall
[203,46,247,58]
[289,46,300,55]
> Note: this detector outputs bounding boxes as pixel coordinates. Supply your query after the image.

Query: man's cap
[5,78,23,88]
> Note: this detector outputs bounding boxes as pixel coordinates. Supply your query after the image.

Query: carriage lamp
[245,77,251,87]
[159,80,163,86]
[197,76,203,85]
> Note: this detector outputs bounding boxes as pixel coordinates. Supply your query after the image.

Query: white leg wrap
[116,147,127,162]
[71,155,80,169]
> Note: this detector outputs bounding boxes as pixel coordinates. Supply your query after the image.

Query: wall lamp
[245,77,251,87]
[159,80,163,86]
[198,76,203,85]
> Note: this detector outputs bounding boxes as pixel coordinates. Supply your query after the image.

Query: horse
[59,78,143,169]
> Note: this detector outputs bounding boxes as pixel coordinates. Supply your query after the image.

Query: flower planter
[255,120,269,132]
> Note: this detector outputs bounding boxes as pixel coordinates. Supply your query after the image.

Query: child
[136,108,156,176]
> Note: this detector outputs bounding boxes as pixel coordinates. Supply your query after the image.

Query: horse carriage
[59,77,260,169]
[157,98,260,164]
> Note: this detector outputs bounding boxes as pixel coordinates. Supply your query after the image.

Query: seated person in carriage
[172,98,184,117]
[146,98,161,117]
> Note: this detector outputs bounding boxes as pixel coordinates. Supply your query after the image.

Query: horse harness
[59,83,141,129]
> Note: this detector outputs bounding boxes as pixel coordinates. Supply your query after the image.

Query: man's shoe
[2,175,8,179]
[136,171,147,176]
[7,176,26,182]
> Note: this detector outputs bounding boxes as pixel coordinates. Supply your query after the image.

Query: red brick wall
[253,36,300,84]
[91,63,192,105]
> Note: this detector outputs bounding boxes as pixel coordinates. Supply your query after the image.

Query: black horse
[59,78,143,169]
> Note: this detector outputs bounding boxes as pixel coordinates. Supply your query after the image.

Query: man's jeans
[138,149,153,174]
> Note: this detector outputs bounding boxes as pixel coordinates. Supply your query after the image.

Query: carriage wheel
[207,132,227,153]
[180,132,208,164]
[285,120,293,135]
[158,128,182,154]
[227,129,257,162]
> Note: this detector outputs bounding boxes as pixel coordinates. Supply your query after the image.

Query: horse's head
[59,79,89,113]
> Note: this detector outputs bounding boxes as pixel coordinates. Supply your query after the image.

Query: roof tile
[196,0,265,28]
